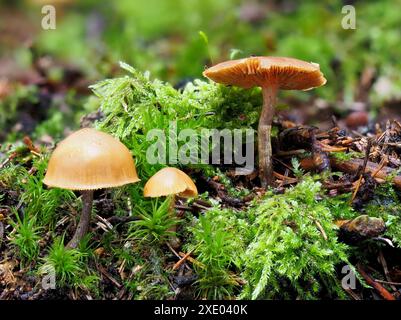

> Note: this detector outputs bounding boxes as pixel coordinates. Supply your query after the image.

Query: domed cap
[43,128,140,190]
[143,167,198,198]
[203,56,326,90]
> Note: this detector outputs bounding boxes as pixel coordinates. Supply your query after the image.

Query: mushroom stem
[258,85,278,188]
[168,194,180,248]
[169,194,176,214]
[67,190,94,249]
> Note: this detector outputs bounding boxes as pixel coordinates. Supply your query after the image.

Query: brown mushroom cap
[203,56,326,90]
[143,167,198,198]
[43,128,140,190]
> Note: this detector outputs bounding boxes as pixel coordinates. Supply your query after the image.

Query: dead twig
[174,204,192,212]
[350,138,372,204]
[344,288,362,300]
[205,178,244,207]
[178,252,205,269]
[378,251,397,292]
[371,156,388,178]
[97,265,122,289]
[332,158,401,189]
[276,149,306,157]
[374,279,401,286]
[350,175,363,204]
[166,243,191,271]
[0,152,18,170]
[310,128,330,172]
[172,243,202,271]
[318,143,348,152]
[107,216,139,225]
[273,171,298,185]
[313,219,328,241]
[357,264,396,300]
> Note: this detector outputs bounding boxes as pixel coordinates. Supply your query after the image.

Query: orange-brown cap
[203,56,326,90]
[143,167,198,198]
[43,128,140,190]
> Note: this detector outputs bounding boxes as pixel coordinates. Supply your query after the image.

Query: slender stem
[169,194,176,215]
[67,190,94,249]
[168,194,180,248]
[258,85,278,188]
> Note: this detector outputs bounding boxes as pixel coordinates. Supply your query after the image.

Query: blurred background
[1,0,401,143]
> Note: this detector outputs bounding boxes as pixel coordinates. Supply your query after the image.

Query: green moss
[128,197,179,245]
[241,177,350,300]
[9,210,42,266]
[40,236,99,289]
[331,151,364,162]
[91,63,262,181]
[20,156,76,228]
[187,207,247,299]
[182,177,354,300]
[364,183,401,246]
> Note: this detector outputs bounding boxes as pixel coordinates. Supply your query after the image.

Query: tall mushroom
[203,56,327,187]
[143,167,198,246]
[43,128,140,248]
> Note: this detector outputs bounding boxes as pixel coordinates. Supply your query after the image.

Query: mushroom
[43,128,140,248]
[203,56,327,187]
[143,167,198,246]
[144,167,198,199]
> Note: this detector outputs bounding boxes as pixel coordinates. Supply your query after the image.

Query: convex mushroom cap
[43,128,140,190]
[202,56,326,90]
[144,167,198,198]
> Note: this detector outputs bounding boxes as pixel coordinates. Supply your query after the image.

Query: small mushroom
[203,56,327,187]
[144,167,198,199]
[43,128,140,248]
[144,167,198,247]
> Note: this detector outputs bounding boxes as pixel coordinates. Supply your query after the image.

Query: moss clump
[183,177,353,300]
[91,62,262,179]
[187,207,248,299]
[241,177,350,300]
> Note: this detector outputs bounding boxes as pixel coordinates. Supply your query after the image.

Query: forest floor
[2,1,401,300]
[1,57,401,300]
